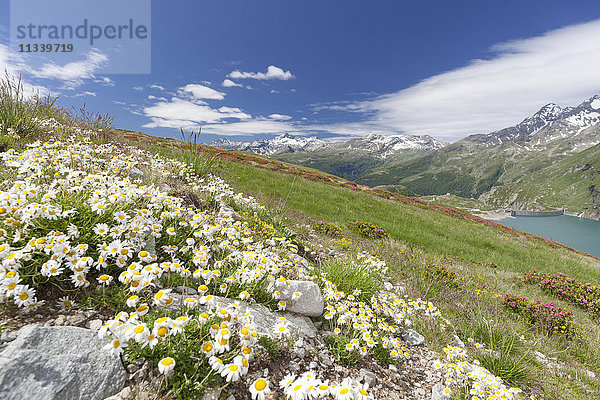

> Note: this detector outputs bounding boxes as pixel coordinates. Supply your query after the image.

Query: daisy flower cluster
[433,345,524,400]
[280,370,373,400]
[319,254,449,363]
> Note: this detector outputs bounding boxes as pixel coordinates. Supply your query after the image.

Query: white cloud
[150,84,165,90]
[0,43,50,95]
[222,79,242,88]
[340,18,600,140]
[268,113,292,120]
[228,65,294,80]
[94,76,115,86]
[270,89,279,94]
[201,119,298,136]
[73,91,96,97]
[30,51,108,87]
[178,84,226,100]
[133,86,144,91]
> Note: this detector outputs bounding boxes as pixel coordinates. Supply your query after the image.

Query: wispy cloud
[228,65,294,80]
[0,44,50,95]
[29,51,108,88]
[332,18,600,140]
[150,84,165,90]
[73,91,96,97]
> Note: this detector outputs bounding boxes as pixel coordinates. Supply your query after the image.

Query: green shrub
[325,334,361,367]
[347,220,388,239]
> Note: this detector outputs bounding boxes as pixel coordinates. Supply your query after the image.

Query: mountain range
[207,95,600,218]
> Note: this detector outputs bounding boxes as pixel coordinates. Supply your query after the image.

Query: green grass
[316,260,380,301]
[212,158,600,282]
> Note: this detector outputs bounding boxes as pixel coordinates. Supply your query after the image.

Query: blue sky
[2,0,600,142]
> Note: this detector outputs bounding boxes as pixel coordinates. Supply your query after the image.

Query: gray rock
[143,234,156,255]
[431,382,450,399]
[158,182,172,193]
[278,280,324,317]
[402,329,425,346]
[309,361,318,369]
[383,281,394,291]
[66,314,86,327]
[288,361,301,373]
[128,167,145,181]
[119,386,133,400]
[168,294,317,338]
[175,285,198,296]
[289,254,310,269]
[202,389,221,400]
[293,347,306,359]
[53,315,66,326]
[453,335,465,348]
[0,330,19,344]
[219,206,241,221]
[359,368,377,386]
[0,325,126,400]
[87,319,103,331]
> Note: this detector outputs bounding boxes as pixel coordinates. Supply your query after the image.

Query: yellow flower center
[8,282,16,290]
[113,340,120,348]
[19,292,29,300]
[157,327,168,337]
[203,342,213,352]
[135,326,145,334]
[340,389,349,394]
[254,379,267,391]
[161,358,174,366]
[229,364,238,371]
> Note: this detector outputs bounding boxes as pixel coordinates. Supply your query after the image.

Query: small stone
[202,389,221,400]
[158,182,172,193]
[294,347,306,359]
[120,386,133,400]
[309,361,318,370]
[334,365,343,372]
[127,364,140,374]
[53,315,66,326]
[175,286,198,296]
[389,364,398,372]
[383,281,394,291]
[401,329,425,346]
[453,335,465,348]
[288,361,301,373]
[416,387,425,396]
[66,314,86,327]
[129,167,145,181]
[88,319,103,331]
[358,368,377,387]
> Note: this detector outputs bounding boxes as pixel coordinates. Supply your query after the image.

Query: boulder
[128,167,145,181]
[169,294,318,339]
[0,325,126,400]
[401,328,425,346]
[279,280,324,317]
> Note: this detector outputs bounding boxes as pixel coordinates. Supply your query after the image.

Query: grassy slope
[109,128,600,398]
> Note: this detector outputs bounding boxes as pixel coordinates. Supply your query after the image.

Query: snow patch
[591,99,600,110]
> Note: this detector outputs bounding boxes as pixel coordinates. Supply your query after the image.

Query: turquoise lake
[491,215,600,258]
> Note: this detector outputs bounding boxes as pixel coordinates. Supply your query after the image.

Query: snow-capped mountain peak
[208,132,445,157]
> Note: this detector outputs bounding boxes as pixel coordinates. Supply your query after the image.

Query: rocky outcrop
[0,325,126,400]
